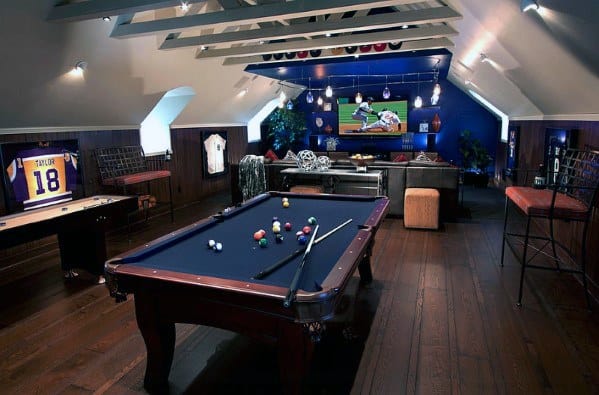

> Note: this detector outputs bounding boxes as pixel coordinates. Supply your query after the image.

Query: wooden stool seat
[404,188,440,229]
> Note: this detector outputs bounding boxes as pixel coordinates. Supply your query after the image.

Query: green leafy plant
[459,129,492,173]
[264,100,307,155]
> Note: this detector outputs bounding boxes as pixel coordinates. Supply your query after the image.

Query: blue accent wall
[294,80,499,165]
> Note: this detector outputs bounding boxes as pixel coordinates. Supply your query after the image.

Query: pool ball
[272,220,281,228]
[272,216,279,223]
[214,242,223,252]
[259,238,268,247]
[284,222,292,231]
[207,239,216,248]
[298,235,307,245]
[302,226,311,234]
[296,231,304,239]
[282,197,289,203]
[259,229,266,237]
[308,217,317,225]
[272,225,281,233]
[275,234,284,243]
[253,231,263,241]
[283,201,290,208]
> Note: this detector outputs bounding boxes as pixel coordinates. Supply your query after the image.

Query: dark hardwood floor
[1,187,598,394]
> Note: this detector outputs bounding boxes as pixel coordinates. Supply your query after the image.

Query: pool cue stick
[283,225,319,308]
[253,219,353,279]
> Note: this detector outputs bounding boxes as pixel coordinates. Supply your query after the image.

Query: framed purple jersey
[1,140,84,213]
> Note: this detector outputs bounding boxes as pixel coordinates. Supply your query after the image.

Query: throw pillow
[283,150,298,161]
[393,153,408,162]
[264,149,279,161]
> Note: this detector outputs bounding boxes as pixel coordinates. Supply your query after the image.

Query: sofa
[231,151,460,219]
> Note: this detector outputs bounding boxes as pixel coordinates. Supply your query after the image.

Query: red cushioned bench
[95,146,174,222]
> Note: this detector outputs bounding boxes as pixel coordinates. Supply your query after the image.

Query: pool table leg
[277,320,315,395]
[357,250,373,284]
[134,294,176,394]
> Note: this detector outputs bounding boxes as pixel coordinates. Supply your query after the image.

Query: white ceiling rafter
[159,6,461,50]
[222,37,455,66]
[197,25,457,59]
[47,0,186,22]
[108,0,425,39]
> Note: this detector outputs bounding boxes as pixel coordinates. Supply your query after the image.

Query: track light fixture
[520,0,539,12]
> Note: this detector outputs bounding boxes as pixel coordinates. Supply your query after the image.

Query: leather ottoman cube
[404,188,440,229]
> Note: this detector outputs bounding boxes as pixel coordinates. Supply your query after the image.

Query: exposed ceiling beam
[111,0,422,38]
[47,0,185,23]
[222,37,455,66]
[160,6,461,50]
[196,25,457,58]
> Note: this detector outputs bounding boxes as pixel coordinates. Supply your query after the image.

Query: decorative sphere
[296,150,318,171]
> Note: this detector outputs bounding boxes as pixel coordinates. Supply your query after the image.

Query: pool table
[0,195,137,276]
[105,191,388,394]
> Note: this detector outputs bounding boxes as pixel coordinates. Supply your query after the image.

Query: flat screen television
[1,139,84,214]
[338,99,408,137]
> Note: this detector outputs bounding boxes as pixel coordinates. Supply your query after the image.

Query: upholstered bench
[404,188,440,229]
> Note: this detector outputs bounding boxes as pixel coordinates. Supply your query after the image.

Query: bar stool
[501,149,599,308]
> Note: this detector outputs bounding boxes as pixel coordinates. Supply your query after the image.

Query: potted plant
[459,130,493,187]
[263,100,307,156]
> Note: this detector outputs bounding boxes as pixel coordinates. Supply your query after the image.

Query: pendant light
[325,77,333,98]
[317,95,323,106]
[430,82,441,105]
[382,76,391,99]
[414,76,422,108]
[306,77,314,104]
[355,76,362,103]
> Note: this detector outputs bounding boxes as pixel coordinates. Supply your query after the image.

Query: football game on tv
[338,99,408,136]
[0,139,84,214]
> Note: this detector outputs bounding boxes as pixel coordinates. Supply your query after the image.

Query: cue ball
[284,222,292,231]
[308,217,317,225]
[214,242,223,252]
[282,197,289,203]
[298,235,307,245]
[208,239,216,248]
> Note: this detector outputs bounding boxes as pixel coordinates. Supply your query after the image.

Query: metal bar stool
[501,149,599,309]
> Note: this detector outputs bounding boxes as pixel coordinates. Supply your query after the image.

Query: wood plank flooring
[1,187,598,394]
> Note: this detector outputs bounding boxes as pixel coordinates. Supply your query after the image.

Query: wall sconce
[72,60,87,76]
[520,0,539,12]
[317,96,323,106]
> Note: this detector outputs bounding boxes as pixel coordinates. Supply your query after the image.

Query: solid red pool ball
[253,231,263,241]
[284,222,292,231]
[302,226,311,234]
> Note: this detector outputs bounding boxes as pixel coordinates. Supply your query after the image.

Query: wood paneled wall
[0,126,249,216]
[494,120,599,299]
